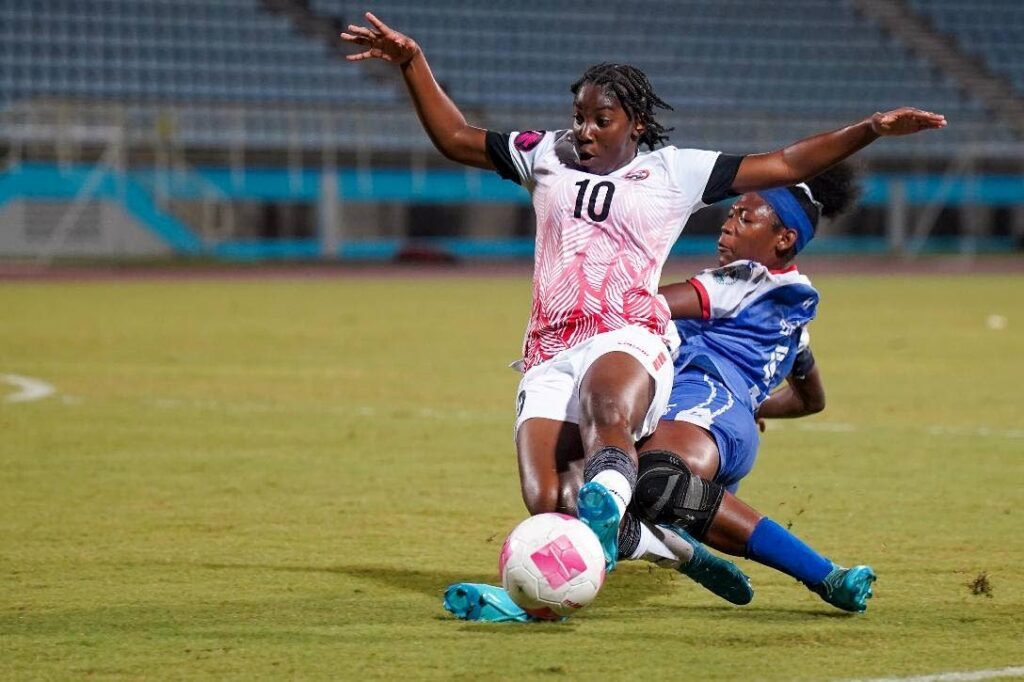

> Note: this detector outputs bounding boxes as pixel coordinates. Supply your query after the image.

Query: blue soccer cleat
[811,565,876,613]
[661,525,754,605]
[577,481,622,572]
[443,583,534,623]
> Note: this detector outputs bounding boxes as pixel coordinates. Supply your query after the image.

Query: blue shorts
[661,367,760,493]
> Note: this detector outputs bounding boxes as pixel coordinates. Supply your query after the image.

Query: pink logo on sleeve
[624,168,650,181]
[514,130,545,152]
[530,534,587,589]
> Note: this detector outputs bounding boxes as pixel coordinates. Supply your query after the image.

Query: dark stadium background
[2,0,1023,264]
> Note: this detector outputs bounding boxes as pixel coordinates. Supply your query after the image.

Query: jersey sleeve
[666,149,743,209]
[790,327,816,379]
[687,261,766,320]
[485,130,559,186]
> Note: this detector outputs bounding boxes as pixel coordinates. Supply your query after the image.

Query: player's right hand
[341,12,420,65]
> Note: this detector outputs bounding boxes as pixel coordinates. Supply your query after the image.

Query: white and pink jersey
[487,129,735,370]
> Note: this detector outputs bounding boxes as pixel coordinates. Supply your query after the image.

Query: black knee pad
[633,450,725,540]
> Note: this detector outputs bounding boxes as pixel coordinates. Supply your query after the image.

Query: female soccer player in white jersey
[444,168,873,622]
[342,12,945,576]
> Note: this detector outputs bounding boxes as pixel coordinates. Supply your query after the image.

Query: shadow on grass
[196,561,859,619]
[196,561,492,599]
[112,560,855,629]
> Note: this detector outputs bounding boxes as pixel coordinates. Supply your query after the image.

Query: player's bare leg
[573,351,652,571]
[632,439,875,612]
[516,418,583,515]
[642,421,761,554]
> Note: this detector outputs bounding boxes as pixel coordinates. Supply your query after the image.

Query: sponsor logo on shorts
[619,341,651,357]
[514,130,544,152]
[516,390,526,417]
[653,352,668,371]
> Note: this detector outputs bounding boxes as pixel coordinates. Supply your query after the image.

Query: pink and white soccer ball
[498,513,606,620]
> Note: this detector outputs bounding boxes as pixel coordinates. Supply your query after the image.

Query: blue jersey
[670,260,819,408]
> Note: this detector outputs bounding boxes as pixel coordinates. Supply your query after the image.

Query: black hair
[570,63,673,151]
[775,161,861,232]
[771,162,861,260]
[801,161,861,221]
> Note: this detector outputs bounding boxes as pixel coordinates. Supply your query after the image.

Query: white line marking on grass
[926,426,1024,440]
[145,398,506,422]
[847,665,1024,682]
[766,421,1023,440]
[1,374,56,403]
[143,398,1024,439]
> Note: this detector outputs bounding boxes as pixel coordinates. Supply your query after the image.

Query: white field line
[24,391,1021,440]
[137,397,1024,440]
[846,665,1024,682]
[767,421,1024,440]
[145,397,507,422]
[1,374,56,403]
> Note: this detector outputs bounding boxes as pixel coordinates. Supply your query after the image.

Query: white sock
[590,470,632,519]
[630,523,698,566]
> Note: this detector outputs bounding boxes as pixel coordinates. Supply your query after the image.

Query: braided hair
[570,63,673,151]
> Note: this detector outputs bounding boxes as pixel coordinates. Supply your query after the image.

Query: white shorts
[514,325,675,441]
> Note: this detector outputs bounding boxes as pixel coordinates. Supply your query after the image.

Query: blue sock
[745,518,833,586]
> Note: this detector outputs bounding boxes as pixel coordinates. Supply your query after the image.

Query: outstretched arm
[342,12,494,170]
[731,108,946,193]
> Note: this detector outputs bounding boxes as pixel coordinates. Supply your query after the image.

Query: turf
[1,271,1022,680]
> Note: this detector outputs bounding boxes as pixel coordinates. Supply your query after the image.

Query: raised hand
[341,12,420,65]
[870,107,947,136]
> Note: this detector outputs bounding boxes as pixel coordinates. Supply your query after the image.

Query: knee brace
[633,450,725,540]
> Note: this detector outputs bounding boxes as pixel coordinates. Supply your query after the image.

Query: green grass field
[2,270,1022,680]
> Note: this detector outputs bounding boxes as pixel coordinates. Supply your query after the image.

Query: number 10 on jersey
[574,180,616,222]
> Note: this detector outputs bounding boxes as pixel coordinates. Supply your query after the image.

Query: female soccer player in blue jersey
[627,164,878,614]
[343,13,942,617]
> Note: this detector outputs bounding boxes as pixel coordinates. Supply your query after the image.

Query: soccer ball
[498,512,606,620]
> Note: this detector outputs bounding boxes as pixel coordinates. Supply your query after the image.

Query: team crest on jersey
[712,264,751,284]
[624,169,650,181]
[514,131,544,152]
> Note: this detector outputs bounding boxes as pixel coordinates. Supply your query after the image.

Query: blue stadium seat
[908,0,1024,96]
[0,0,1018,152]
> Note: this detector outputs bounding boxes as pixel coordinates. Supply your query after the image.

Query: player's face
[572,83,644,175]
[718,193,794,267]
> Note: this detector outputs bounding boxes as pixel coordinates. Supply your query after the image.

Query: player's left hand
[757,418,766,433]
[870,108,947,136]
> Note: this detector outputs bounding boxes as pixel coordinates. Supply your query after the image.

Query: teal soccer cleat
[661,525,754,605]
[811,565,876,613]
[577,481,623,572]
[443,583,533,623]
